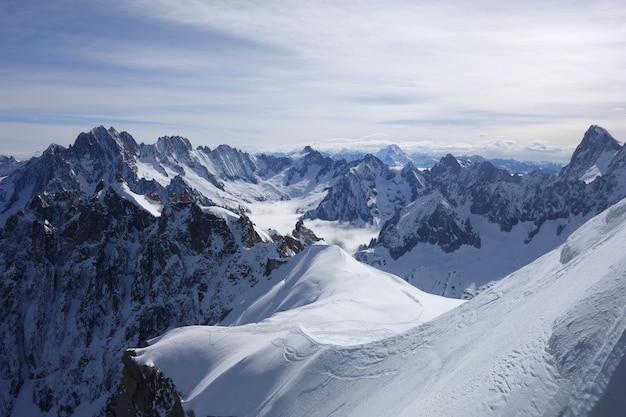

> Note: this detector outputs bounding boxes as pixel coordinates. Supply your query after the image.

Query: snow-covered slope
[127,244,463,415]
[222,244,463,343]
[125,196,626,417]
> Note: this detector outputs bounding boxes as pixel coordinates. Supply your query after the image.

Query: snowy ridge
[129,197,626,417]
[0,127,346,228]
[318,147,562,172]
[222,244,463,342]
[132,243,463,415]
[106,180,163,217]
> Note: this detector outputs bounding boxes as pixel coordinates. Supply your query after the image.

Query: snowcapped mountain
[559,125,621,183]
[374,144,412,166]
[305,154,424,227]
[0,126,345,226]
[324,144,412,166]
[0,179,313,417]
[0,123,624,416]
[470,156,563,174]
[0,127,342,416]
[350,125,626,297]
[121,195,626,417]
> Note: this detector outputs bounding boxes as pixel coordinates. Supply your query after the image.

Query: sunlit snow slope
[133,197,626,417]
[222,244,464,344]
[132,244,463,414]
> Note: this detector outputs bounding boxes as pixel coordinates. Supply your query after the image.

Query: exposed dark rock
[115,350,184,417]
[380,200,481,259]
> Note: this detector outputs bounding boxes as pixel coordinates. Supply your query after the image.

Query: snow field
[134,243,464,415]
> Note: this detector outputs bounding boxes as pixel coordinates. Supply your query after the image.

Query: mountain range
[0,124,625,416]
[324,144,563,173]
[125,190,626,417]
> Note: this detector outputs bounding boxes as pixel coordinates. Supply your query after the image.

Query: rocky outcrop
[377,194,481,259]
[114,350,183,417]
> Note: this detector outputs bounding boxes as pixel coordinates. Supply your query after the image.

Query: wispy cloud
[1,0,625,161]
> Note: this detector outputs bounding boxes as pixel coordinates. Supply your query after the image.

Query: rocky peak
[472,160,518,184]
[286,146,345,186]
[354,154,388,177]
[361,153,384,165]
[0,155,24,177]
[301,146,327,165]
[400,162,427,196]
[305,153,418,226]
[606,142,626,172]
[203,144,258,183]
[74,126,139,160]
[69,128,140,190]
[377,193,481,260]
[559,125,621,182]
[155,135,193,161]
[374,144,411,166]
[297,146,340,172]
[115,350,183,417]
[430,154,462,180]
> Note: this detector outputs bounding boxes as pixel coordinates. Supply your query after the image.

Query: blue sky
[1,0,625,161]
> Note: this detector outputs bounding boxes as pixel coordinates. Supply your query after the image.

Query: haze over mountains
[1,125,625,416]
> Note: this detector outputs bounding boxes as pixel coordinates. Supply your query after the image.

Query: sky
[1,0,625,162]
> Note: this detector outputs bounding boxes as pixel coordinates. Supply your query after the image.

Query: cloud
[267,133,574,162]
[1,0,626,160]
[525,140,564,153]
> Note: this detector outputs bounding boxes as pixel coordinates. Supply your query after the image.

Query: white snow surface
[134,198,626,417]
[134,243,463,413]
[368,209,585,298]
[222,244,462,340]
[107,181,163,217]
